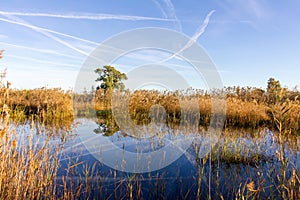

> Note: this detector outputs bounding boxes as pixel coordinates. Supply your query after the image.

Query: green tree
[267,77,282,104]
[94,65,127,91]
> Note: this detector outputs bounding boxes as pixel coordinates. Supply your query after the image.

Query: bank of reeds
[88,88,300,134]
[0,121,62,199]
[0,88,74,124]
[0,73,62,199]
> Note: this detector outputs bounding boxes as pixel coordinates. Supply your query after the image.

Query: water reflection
[59,117,299,199]
[89,111,299,170]
[94,110,119,136]
[15,116,298,199]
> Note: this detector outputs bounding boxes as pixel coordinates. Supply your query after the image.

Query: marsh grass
[0,122,62,199]
[0,68,76,199]
[71,86,300,199]
[191,128,300,200]
[88,88,300,134]
[1,116,296,199]
[0,56,298,198]
[0,77,64,199]
[2,88,74,123]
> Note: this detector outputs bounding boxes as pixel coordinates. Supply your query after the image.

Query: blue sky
[0,0,299,90]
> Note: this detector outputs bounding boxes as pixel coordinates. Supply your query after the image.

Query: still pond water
[18,117,300,199]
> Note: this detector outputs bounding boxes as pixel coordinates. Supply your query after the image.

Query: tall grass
[1,46,299,199]
[0,88,74,124]
[0,74,64,199]
[0,122,62,199]
[87,88,300,134]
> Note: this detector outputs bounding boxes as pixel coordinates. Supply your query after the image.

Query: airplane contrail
[163,0,182,32]
[158,10,215,63]
[0,16,90,56]
[0,15,129,58]
[151,0,168,18]
[188,10,215,45]
[0,16,99,46]
[0,11,176,22]
[0,15,125,64]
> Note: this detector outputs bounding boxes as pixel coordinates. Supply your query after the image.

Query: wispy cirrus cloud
[216,0,271,29]
[0,11,176,22]
[245,0,269,19]
[217,0,268,18]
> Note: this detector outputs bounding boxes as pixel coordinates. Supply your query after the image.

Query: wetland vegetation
[0,53,299,199]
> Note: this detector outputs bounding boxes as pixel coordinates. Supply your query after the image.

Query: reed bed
[0,63,74,198]
[201,129,300,200]
[0,120,62,199]
[89,88,300,134]
[0,93,298,199]
[0,88,74,123]
[0,76,63,199]
[1,48,299,199]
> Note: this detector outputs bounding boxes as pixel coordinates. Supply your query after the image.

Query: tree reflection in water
[94,110,119,136]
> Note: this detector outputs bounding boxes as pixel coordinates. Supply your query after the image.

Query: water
[14,118,300,199]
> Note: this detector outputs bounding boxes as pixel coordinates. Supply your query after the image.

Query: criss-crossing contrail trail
[0,14,129,58]
[163,0,182,32]
[0,15,122,65]
[0,11,176,22]
[0,15,90,56]
[0,17,99,46]
[188,10,215,45]
[158,10,216,63]
[151,0,168,18]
